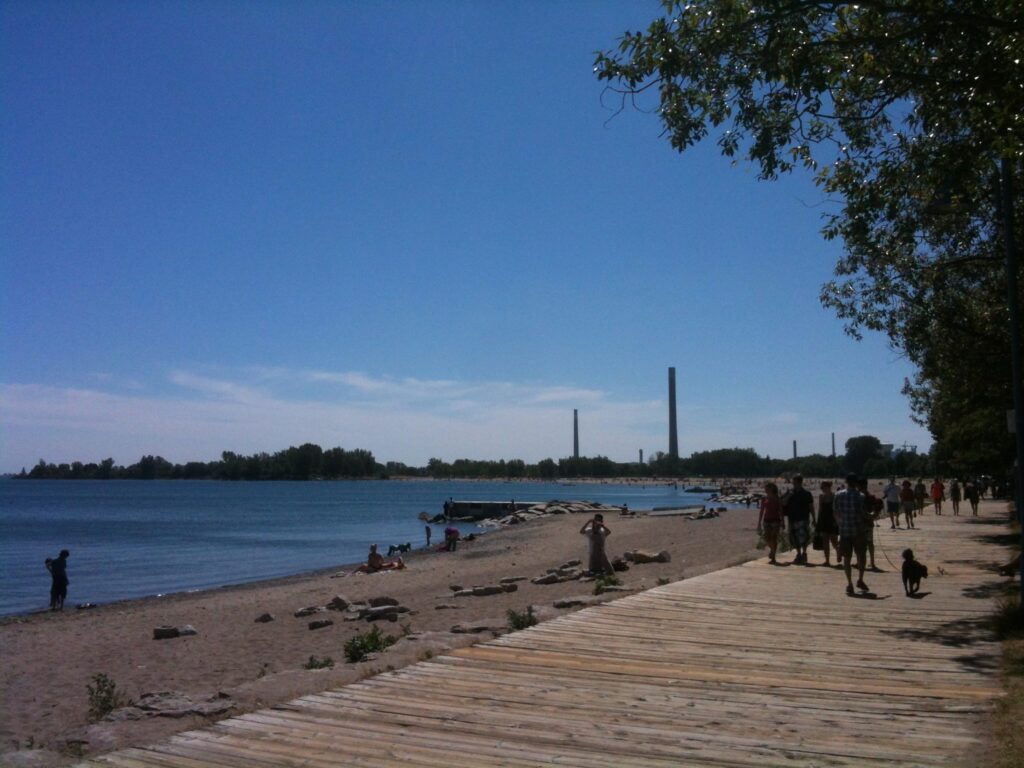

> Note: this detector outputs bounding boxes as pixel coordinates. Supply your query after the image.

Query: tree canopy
[595,0,1023,476]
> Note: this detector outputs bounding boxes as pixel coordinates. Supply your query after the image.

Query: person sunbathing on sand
[355,543,405,573]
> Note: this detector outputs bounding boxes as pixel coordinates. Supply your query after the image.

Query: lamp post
[999,157,1024,599]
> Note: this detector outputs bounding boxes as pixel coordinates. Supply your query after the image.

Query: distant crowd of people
[757,473,988,597]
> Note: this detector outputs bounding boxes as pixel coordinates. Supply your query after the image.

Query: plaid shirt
[834,487,865,537]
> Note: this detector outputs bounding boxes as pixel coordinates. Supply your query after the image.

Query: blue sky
[0,1,931,473]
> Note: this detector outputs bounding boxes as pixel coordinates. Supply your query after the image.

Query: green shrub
[303,655,334,670]
[344,626,397,663]
[506,606,537,631]
[87,673,131,721]
[993,595,1024,640]
[593,574,622,594]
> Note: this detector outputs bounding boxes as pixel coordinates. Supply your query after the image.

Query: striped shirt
[834,487,865,537]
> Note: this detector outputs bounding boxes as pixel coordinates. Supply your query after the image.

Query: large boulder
[623,550,671,564]
[152,626,179,641]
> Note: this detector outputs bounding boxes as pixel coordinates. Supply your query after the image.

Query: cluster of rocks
[479,500,625,528]
[152,624,198,640]
[531,558,585,584]
[623,549,672,564]
[104,691,233,721]
[258,595,413,629]
[451,582,519,597]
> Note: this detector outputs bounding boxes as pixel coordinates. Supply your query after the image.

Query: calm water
[0,479,713,616]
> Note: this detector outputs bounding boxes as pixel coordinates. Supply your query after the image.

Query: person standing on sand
[784,474,814,565]
[815,481,840,566]
[425,525,432,547]
[930,478,946,515]
[835,475,869,595]
[46,549,69,610]
[950,479,962,516]
[757,483,785,565]
[580,513,613,576]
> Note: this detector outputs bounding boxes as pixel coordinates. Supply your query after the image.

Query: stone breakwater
[477,500,626,529]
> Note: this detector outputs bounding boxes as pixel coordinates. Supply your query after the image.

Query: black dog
[387,543,412,556]
[902,548,928,595]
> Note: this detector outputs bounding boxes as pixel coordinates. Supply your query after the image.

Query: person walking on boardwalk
[784,474,814,565]
[914,478,927,515]
[757,482,785,565]
[857,478,881,572]
[883,477,901,528]
[46,549,69,610]
[835,475,869,595]
[580,513,613,575]
[964,478,981,516]
[899,480,917,528]
[815,481,840,566]
[930,478,946,515]
[949,478,962,516]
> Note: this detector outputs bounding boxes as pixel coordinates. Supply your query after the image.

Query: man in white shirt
[883,477,901,529]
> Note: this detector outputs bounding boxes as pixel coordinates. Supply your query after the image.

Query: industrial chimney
[668,367,679,459]
[573,409,579,459]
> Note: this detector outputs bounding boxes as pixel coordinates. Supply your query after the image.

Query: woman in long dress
[580,514,614,575]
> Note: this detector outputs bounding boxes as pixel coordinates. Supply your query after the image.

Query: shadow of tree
[963,581,1017,600]
[882,615,993,648]
[963,516,1014,527]
[972,532,1019,547]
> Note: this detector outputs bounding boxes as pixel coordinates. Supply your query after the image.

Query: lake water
[0,479,717,616]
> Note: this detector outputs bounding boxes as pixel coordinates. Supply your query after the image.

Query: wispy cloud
[0,368,665,470]
[0,366,932,472]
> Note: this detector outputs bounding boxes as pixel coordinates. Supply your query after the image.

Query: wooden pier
[80,503,1014,767]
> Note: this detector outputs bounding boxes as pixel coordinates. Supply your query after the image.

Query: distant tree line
[16,435,945,482]
[18,444,378,481]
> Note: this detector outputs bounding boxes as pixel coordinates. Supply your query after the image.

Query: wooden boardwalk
[81,505,1014,767]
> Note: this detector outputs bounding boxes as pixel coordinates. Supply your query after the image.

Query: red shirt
[760,496,782,523]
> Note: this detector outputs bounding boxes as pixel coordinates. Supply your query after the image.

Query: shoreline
[0,504,764,766]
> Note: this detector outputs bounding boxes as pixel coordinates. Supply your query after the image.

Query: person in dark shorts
[784,474,815,565]
[834,476,869,595]
[815,481,839,566]
[46,549,70,610]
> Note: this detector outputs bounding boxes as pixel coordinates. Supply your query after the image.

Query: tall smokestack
[573,409,579,459]
[793,440,798,459]
[831,432,836,457]
[639,448,643,465]
[668,367,679,459]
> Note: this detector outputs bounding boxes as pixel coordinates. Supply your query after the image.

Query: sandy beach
[1,501,766,766]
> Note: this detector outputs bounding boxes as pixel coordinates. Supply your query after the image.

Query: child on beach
[45,549,69,610]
